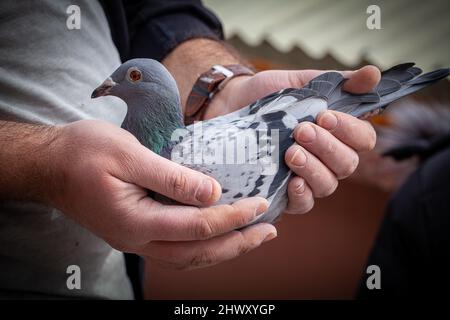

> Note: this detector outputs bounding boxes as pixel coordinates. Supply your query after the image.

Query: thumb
[117,144,222,206]
[288,65,380,94]
[342,65,381,94]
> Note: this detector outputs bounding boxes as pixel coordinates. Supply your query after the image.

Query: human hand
[205,66,380,214]
[48,120,276,270]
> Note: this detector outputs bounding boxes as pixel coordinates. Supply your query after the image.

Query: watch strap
[185,64,254,125]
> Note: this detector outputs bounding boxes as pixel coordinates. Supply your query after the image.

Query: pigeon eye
[127,68,142,82]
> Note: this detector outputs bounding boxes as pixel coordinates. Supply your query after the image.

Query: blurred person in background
[359,100,450,298]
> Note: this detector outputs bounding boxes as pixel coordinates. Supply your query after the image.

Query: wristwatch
[185,64,255,125]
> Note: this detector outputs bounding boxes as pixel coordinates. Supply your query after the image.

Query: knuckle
[164,254,193,271]
[154,252,194,271]
[150,257,188,271]
[336,154,360,179]
[322,140,337,156]
[229,204,251,227]
[174,264,190,271]
[235,232,258,256]
[175,264,193,271]
[237,242,253,256]
[157,256,192,271]
[189,248,216,268]
[290,71,308,87]
[168,171,189,198]
[191,211,215,240]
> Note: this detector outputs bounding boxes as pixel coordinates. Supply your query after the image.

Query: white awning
[205,0,450,72]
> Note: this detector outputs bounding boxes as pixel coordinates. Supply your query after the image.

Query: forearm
[0,120,60,203]
[162,38,249,109]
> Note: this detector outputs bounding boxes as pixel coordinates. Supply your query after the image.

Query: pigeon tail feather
[317,63,450,119]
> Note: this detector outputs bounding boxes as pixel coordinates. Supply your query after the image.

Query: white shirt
[0,0,133,299]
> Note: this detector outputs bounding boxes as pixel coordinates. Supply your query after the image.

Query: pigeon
[92,59,450,225]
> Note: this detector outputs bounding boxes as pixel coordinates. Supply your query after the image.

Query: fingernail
[254,199,268,216]
[263,232,277,243]
[341,70,354,78]
[320,112,338,130]
[195,179,213,203]
[297,123,316,143]
[290,147,306,167]
[295,179,305,194]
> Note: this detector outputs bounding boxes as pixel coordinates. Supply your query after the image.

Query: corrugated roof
[204,0,450,72]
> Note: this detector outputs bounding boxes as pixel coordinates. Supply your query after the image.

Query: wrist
[31,125,65,207]
[205,75,252,119]
[0,121,64,205]
[185,64,255,123]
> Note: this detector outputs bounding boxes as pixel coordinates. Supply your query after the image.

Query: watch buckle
[212,65,234,91]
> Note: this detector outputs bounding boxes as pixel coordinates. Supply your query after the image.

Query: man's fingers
[342,65,381,94]
[293,122,360,179]
[285,144,338,198]
[285,176,314,214]
[316,111,377,152]
[141,223,277,270]
[134,196,268,243]
[116,145,221,206]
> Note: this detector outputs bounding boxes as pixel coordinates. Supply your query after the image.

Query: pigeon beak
[91,77,116,98]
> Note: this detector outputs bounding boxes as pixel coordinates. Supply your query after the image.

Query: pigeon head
[92,58,184,154]
[91,58,179,103]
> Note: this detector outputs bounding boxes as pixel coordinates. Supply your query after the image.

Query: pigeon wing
[167,64,449,224]
[169,96,329,224]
